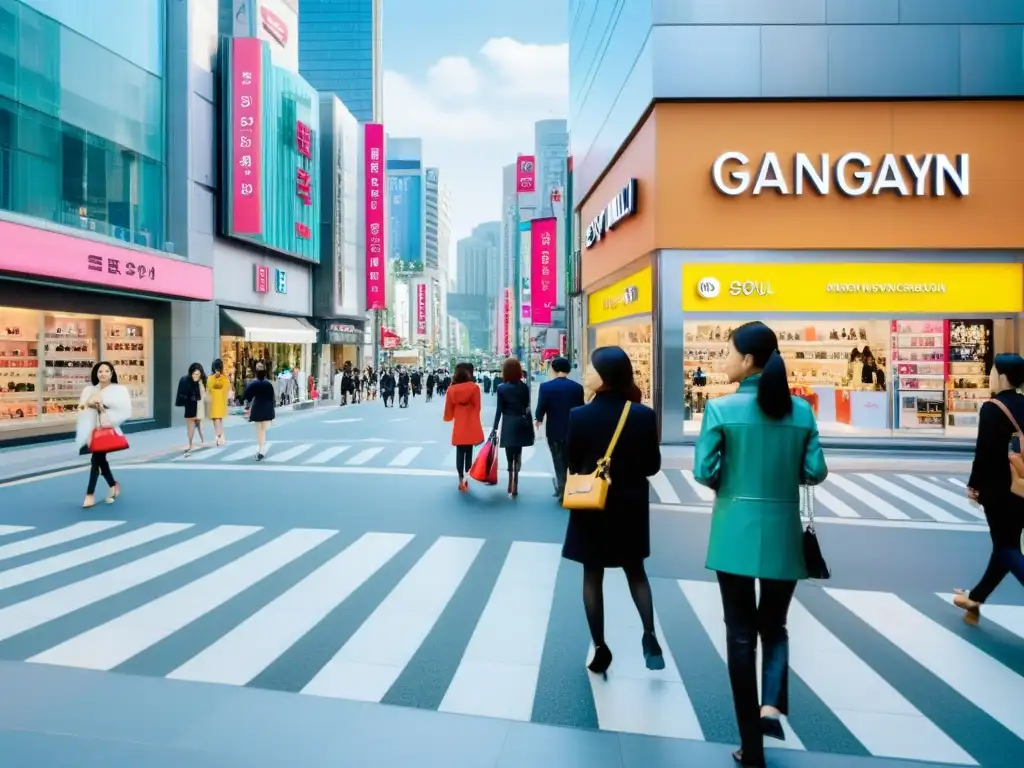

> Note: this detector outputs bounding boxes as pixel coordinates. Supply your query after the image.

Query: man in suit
[535,357,585,500]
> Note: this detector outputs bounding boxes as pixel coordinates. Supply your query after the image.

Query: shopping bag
[89,426,129,454]
[470,438,499,485]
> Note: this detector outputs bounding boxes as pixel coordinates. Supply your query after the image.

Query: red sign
[416,282,427,336]
[260,6,288,47]
[296,121,312,160]
[364,123,387,310]
[516,155,535,194]
[296,168,311,205]
[381,329,400,349]
[501,288,512,355]
[295,223,311,240]
[0,220,213,300]
[530,217,557,326]
[254,265,270,293]
[230,38,263,235]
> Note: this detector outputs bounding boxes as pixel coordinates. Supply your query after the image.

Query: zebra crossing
[162,441,981,524]
[0,520,1018,766]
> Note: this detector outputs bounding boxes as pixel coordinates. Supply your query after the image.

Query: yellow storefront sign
[588,266,653,325]
[682,263,1023,314]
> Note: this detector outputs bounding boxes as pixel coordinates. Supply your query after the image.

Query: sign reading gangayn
[711,152,969,198]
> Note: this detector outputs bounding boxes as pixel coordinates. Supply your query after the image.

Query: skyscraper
[455,223,500,296]
[424,168,440,270]
[534,119,569,218]
[298,0,383,122]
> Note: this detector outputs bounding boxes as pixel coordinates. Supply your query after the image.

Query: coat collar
[737,374,761,392]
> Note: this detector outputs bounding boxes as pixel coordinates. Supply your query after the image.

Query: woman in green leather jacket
[693,321,828,768]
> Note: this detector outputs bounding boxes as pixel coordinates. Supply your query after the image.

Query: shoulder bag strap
[988,398,1024,440]
[601,403,632,463]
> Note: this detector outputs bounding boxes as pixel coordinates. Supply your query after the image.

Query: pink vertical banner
[530,217,557,326]
[364,123,387,310]
[416,282,427,336]
[502,288,512,356]
[516,155,535,194]
[231,38,264,235]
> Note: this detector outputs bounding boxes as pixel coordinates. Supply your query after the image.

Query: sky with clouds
[382,0,568,248]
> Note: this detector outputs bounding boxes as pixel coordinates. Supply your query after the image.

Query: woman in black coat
[175,363,206,456]
[562,346,664,675]
[955,353,1024,622]
[243,362,276,461]
[492,357,535,498]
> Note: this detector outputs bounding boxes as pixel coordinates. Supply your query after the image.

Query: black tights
[87,451,116,495]
[582,562,656,646]
[455,445,473,477]
[505,447,522,488]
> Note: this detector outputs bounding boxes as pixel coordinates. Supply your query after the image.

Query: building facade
[386,137,424,344]
[571,0,1024,443]
[0,0,214,444]
[297,0,382,122]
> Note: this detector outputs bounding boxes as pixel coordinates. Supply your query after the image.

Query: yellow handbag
[562,402,631,511]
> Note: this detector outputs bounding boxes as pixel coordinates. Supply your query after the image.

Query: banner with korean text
[501,288,512,356]
[230,38,264,235]
[416,281,428,337]
[364,123,387,310]
[516,155,535,194]
[530,217,557,326]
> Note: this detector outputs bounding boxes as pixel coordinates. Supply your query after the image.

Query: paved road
[0,391,1020,768]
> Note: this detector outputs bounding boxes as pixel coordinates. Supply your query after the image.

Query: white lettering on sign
[585,179,638,248]
[826,283,948,294]
[710,152,969,198]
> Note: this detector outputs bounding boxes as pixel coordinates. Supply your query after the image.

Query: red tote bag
[89,426,129,454]
[469,437,499,485]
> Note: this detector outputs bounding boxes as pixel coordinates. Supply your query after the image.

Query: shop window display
[102,317,153,421]
[220,338,308,404]
[595,323,652,406]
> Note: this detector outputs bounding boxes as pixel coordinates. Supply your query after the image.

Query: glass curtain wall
[0,0,165,249]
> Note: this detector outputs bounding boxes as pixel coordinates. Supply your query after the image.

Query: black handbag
[801,486,830,579]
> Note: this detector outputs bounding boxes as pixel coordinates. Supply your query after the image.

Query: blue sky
[382,0,568,249]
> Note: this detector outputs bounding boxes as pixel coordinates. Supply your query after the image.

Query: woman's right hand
[966,487,979,501]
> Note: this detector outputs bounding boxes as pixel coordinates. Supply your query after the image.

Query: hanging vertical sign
[530,217,557,326]
[364,123,387,310]
[516,155,536,194]
[416,281,427,336]
[230,38,264,235]
[501,288,512,356]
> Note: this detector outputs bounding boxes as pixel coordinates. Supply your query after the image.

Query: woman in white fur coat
[76,361,132,508]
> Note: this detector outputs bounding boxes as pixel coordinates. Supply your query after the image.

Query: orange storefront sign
[578,101,1024,290]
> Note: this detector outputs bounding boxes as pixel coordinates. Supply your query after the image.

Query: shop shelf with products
[41,314,99,424]
[891,321,946,430]
[946,320,993,430]
[102,318,153,420]
[0,310,41,425]
[596,323,652,406]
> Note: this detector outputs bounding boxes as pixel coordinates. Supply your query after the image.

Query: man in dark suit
[535,357,585,500]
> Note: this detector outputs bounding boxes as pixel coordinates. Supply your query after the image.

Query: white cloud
[383,38,568,246]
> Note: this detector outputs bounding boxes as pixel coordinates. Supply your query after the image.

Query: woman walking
[492,357,535,498]
[444,362,484,491]
[175,363,206,455]
[954,353,1024,622]
[562,346,664,675]
[244,361,275,460]
[76,362,132,508]
[693,321,828,768]
[207,359,230,446]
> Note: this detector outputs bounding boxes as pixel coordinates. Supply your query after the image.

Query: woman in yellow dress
[207,358,231,445]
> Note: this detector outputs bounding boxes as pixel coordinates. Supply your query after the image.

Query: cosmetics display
[596,323,652,406]
[946,320,993,429]
[102,318,153,420]
[0,310,40,423]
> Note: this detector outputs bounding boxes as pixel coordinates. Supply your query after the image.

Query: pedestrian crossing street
[0,520,1018,766]
[168,441,981,524]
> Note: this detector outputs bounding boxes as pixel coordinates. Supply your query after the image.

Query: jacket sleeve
[566,409,583,474]
[802,418,828,486]
[174,377,187,407]
[572,382,585,409]
[443,388,455,422]
[534,384,547,423]
[103,385,133,428]
[640,407,662,477]
[692,401,723,490]
[969,401,1006,494]
[242,380,255,403]
[492,387,503,433]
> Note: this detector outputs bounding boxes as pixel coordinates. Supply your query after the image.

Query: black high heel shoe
[588,645,612,674]
[760,715,785,741]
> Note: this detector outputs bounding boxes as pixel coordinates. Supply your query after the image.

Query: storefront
[0,217,213,442]
[576,101,1024,442]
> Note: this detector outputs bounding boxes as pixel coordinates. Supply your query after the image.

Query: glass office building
[0,0,166,249]
[298,0,378,122]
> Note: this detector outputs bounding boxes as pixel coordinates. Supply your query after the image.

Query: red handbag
[89,426,129,454]
[469,437,499,485]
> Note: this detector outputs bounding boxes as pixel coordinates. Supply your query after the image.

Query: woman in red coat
[444,362,485,491]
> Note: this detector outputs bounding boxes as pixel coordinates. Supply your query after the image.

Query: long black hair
[187,362,206,386]
[730,321,792,420]
[994,353,1024,389]
[90,361,118,386]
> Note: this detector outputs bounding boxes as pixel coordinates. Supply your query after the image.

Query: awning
[220,309,318,344]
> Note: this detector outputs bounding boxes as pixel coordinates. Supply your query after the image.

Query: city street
[0,391,1020,767]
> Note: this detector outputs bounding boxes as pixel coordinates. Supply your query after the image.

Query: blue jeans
[969,545,1024,603]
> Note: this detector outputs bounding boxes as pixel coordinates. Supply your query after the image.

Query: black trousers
[548,439,568,495]
[87,451,116,495]
[455,445,473,477]
[717,572,797,762]
[969,544,1024,602]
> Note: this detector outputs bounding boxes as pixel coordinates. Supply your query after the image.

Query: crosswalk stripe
[680,470,715,502]
[222,444,268,462]
[28,528,336,671]
[168,533,414,686]
[519,446,537,466]
[897,475,985,520]
[591,574,703,740]
[0,523,193,591]
[174,446,230,462]
[0,526,33,537]
[346,448,384,465]
[439,542,561,720]
[855,474,962,523]
[265,444,316,463]
[948,478,967,488]
[825,475,907,519]
[0,525,260,643]
[388,447,422,466]
[937,594,1024,642]
[811,487,862,518]
[826,589,1024,742]
[440,448,457,469]
[786,598,975,764]
[649,471,681,504]
[678,580,804,749]
[0,522,124,563]
[301,536,484,701]
[303,446,351,464]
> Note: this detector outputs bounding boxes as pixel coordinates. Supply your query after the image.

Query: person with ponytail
[693,321,828,768]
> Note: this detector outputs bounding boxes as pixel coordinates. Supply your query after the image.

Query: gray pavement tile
[496,722,624,768]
